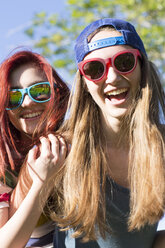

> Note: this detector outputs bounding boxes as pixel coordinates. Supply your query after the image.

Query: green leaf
[24,0,165,81]
[24,28,34,38]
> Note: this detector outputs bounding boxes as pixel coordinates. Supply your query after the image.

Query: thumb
[27,145,38,164]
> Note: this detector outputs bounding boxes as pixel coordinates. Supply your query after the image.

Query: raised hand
[27,134,67,185]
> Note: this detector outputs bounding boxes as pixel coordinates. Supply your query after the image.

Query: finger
[27,145,39,163]
[47,134,60,158]
[58,136,68,159]
[39,136,51,157]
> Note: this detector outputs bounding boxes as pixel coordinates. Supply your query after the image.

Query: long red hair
[0,49,70,177]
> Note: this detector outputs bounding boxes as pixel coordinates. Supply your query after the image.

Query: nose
[21,94,34,107]
[105,65,121,85]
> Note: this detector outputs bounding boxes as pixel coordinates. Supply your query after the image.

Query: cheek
[134,71,141,92]
[135,62,142,83]
[85,79,102,96]
[85,84,98,100]
[7,111,20,129]
[128,64,141,92]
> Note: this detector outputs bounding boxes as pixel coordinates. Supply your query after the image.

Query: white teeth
[106,88,128,96]
[22,111,42,119]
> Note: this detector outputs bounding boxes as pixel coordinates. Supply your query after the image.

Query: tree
[25,0,165,82]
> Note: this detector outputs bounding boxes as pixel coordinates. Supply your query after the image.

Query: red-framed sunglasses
[78,49,141,82]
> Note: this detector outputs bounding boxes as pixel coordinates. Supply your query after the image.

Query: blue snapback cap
[75,18,147,64]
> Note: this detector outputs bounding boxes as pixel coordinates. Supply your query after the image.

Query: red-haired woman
[0,49,69,247]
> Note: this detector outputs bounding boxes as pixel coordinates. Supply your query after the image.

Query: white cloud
[6,21,33,38]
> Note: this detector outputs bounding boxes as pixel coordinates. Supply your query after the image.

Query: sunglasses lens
[114,52,135,73]
[30,83,51,102]
[83,60,104,80]
[8,91,22,109]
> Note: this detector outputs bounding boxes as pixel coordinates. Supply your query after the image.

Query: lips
[105,88,128,103]
[21,111,43,119]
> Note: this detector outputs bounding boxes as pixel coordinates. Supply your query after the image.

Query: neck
[101,114,129,148]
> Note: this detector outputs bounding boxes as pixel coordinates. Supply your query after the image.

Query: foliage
[25,0,165,82]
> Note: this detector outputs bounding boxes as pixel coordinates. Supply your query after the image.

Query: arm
[0,182,12,228]
[0,134,67,248]
[0,208,9,228]
[152,231,165,248]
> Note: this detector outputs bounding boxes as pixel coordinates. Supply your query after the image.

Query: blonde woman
[53,18,165,247]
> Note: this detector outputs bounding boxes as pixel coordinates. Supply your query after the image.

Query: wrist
[31,179,51,203]
[31,178,45,191]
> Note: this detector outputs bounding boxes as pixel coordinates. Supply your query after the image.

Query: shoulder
[152,231,165,248]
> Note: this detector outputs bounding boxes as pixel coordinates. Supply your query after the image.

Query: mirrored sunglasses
[6,82,54,110]
[78,49,141,82]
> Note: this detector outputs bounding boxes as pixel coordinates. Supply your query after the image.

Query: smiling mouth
[105,88,128,102]
[21,111,42,119]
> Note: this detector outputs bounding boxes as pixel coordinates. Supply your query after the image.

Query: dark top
[54,178,158,248]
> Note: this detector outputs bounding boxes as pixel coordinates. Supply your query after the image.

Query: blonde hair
[128,58,165,230]
[51,37,165,241]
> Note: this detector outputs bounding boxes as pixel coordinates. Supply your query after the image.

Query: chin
[110,108,128,118]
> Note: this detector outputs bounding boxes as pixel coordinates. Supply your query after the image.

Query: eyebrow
[10,80,48,89]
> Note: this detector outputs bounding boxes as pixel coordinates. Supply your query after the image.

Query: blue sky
[0,0,74,84]
[0,0,67,62]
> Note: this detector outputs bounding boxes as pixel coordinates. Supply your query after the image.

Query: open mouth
[105,88,128,103]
